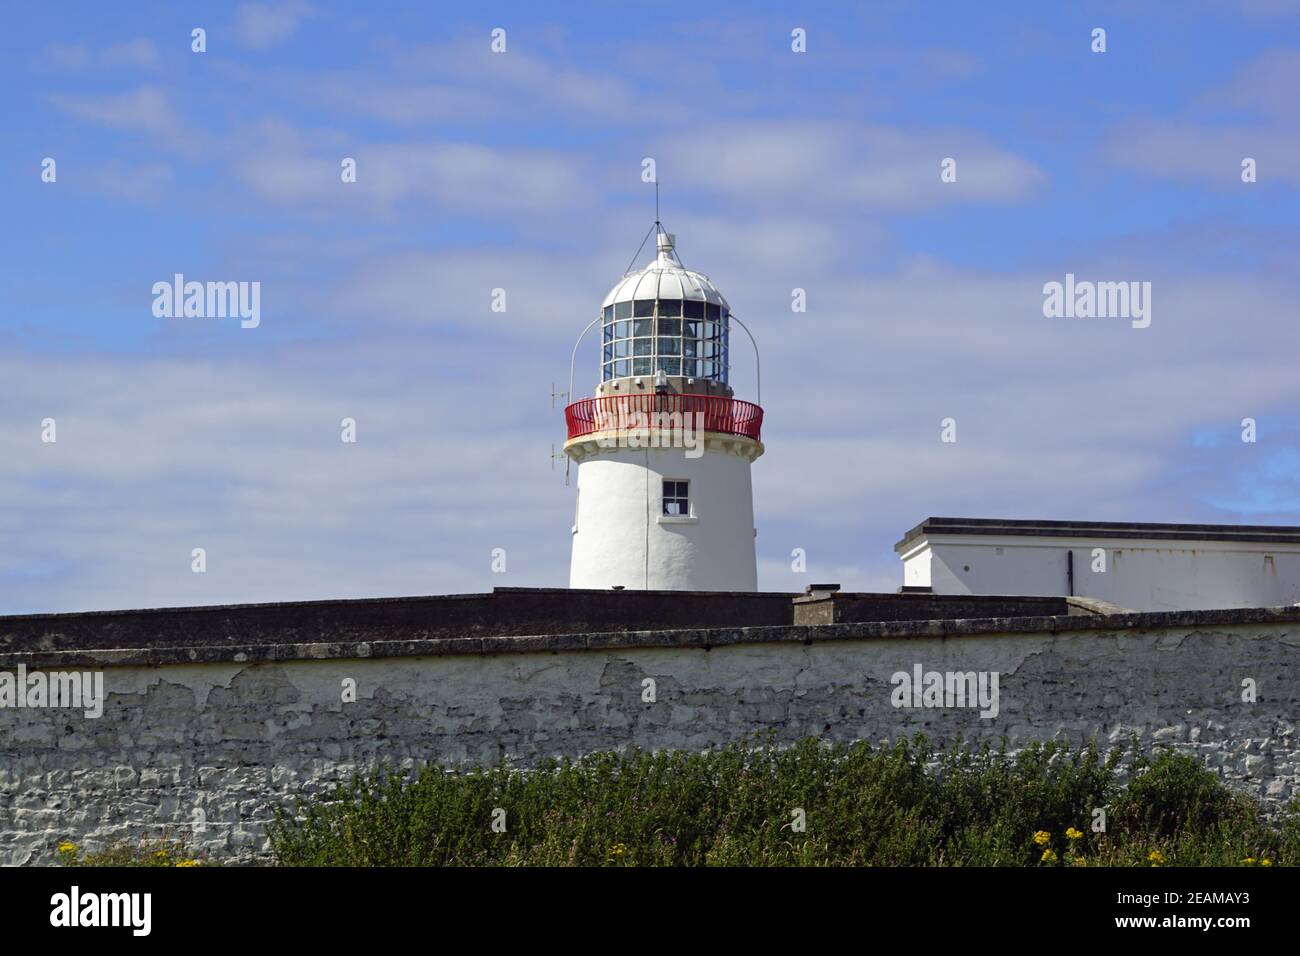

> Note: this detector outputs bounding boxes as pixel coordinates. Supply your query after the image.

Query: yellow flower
[153,849,169,859]
[609,843,627,858]
[1041,849,1058,864]
[174,860,199,868]
[1241,857,1256,865]
[1260,858,1272,867]
[1148,850,1165,866]
[57,841,76,854]
[1065,827,1083,841]
[1033,831,1051,846]
[1071,856,1088,867]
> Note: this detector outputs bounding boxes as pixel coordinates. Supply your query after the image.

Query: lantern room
[598,232,731,387]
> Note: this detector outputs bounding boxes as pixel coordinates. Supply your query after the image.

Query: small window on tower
[662,480,689,517]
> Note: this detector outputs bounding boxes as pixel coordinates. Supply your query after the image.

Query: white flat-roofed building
[896,517,1300,611]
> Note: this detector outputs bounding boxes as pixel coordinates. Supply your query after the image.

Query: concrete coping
[2,603,1299,671]
[895,515,1300,552]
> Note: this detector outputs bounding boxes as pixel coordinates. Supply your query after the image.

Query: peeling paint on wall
[2,621,1297,864]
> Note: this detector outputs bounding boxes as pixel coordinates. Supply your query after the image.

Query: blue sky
[3,0,1300,612]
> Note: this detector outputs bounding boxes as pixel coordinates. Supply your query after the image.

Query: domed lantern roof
[596,231,732,387]
[601,233,730,310]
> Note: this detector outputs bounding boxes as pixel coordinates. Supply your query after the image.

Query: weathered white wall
[901,535,1300,610]
[569,441,757,591]
[2,617,1297,864]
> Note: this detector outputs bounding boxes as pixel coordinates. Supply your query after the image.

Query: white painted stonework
[568,437,760,591]
[6,613,1298,863]
[899,524,1300,611]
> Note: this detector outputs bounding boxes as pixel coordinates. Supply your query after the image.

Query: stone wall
[2,605,1298,864]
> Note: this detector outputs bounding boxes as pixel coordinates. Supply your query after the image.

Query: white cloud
[40,38,160,70]
[1107,49,1300,186]
[235,0,312,51]
[0,343,568,613]
[301,74,496,124]
[100,38,161,69]
[393,39,639,119]
[81,161,175,202]
[236,139,593,213]
[666,121,1047,210]
[48,86,179,136]
[1106,121,1300,187]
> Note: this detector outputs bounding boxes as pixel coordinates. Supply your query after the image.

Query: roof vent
[804,583,841,594]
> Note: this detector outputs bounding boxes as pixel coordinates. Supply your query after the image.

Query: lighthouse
[564,228,764,590]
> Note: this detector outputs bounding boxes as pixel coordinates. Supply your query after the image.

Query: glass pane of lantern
[658,337,680,355]
[683,300,705,319]
[615,301,632,319]
[658,318,681,336]
[706,302,721,321]
[632,358,652,375]
[657,299,681,317]
[633,337,653,356]
[633,318,653,336]
[634,299,655,317]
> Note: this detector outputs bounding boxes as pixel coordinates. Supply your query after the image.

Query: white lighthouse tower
[564,227,764,590]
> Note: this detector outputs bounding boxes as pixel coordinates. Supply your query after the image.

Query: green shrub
[1114,749,1242,838]
[267,736,1296,867]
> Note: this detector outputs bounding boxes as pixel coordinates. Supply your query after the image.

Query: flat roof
[895,516,1300,552]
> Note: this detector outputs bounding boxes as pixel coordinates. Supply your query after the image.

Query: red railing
[565,393,763,442]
